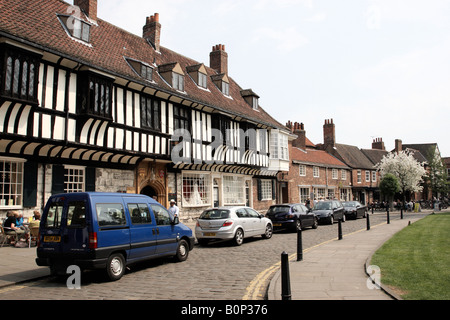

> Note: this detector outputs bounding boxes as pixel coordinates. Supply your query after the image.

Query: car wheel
[328,215,334,225]
[174,239,189,262]
[233,228,244,246]
[106,253,125,281]
[312,217,318,229]
[262,224,273,239]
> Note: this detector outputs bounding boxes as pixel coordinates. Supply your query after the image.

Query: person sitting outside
[29,210,41,229]
[3,211,27,242]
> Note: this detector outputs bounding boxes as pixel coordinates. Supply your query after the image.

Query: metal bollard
[281,251,291,300]
[366,213,370,230]
[387,207,390,224]
[338,219,343,240]
[400,207,403,219]
[297,227,303,261]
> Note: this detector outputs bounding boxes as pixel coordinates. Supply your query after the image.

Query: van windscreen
[96,203,126,227]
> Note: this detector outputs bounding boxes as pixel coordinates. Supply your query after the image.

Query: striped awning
[172,163,278,176]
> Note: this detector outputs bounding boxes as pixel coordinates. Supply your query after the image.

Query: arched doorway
[141,185,157,199]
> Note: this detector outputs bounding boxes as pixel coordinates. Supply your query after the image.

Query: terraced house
[0,0,291,220]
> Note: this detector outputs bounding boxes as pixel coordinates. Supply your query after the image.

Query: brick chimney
[323,119,336,149]
[395,139,402,154]
[372,137,385,150]
[291,122,306,150]
[210,44,228,75]
[74,0,97,21]
[143,13,161,51]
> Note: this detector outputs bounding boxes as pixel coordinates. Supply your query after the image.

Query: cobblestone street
[0,211,427,300]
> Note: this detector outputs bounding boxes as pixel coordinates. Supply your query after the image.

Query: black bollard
[297,227,303,261]
[387,207,390,224]
[281,251,291,300]
[338,219,343,240]
[366,213,370,230]
[401,207,403,219]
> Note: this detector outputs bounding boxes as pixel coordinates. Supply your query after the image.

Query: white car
[195,206,273,246]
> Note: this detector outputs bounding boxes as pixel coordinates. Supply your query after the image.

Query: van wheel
[106,253,125,281]
[174,240,189,262]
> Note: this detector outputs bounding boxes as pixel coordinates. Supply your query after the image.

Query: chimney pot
[74,0,97,21]
[143,13,161,51]
[210,43,228,74]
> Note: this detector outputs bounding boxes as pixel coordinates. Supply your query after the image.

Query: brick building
[318,119,379,205]
[283,122,351,205]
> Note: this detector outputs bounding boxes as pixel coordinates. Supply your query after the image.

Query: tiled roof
[361,149,388,166]
[334,144,375,169]
[0,0,286,130]
[291,147,349,169]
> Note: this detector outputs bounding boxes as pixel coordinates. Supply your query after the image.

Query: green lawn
[371,212,450,300]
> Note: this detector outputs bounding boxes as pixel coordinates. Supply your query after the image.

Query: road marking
[242,221,387,300]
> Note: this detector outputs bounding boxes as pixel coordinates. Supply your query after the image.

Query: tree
[424,149,449,198]
[379,174,400,209]
[376,150,427,203]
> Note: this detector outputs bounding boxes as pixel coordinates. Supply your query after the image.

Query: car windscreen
[267,206,290,214]
[199,209,230,220]
[313,202,332,210]
[342,202,356,207]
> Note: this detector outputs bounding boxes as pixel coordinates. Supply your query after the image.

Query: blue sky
[70,0,450,156]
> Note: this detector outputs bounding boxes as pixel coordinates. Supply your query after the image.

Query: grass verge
[371,212,450,300]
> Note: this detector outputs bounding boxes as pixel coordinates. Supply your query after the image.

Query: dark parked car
[312,200,345,225]
[342,201,367,219]
[266,203,318,231]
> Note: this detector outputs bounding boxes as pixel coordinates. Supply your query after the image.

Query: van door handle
[152,228,160,235]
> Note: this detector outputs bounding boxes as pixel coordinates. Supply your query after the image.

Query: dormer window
[241,89,259,110]
[211,73,230,96]
[158,62,185,92]
[173,72,184,91]
[187,64,208,89]
[125,57,153,82]
[58,14,91,43]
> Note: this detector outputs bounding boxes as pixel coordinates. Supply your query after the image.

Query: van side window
[45,201,64,228]
[67,201,86,227]
[151,204,171,226]
[128,203,152,224]
[96,203,126,227]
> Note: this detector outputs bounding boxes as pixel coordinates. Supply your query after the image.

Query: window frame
[182,172,211,207]
[260,179,273,201]
[0,157,24,209]
[141,95,161,131]
[299,165,306,177]
[64,165,85,193]
[57,14,91,43]
[0,45,40,104]
[313,166,320,178]
[77,72,114,119]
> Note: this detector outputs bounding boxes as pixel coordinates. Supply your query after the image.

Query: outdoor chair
[0,225,18,247]
[28,226,40,248]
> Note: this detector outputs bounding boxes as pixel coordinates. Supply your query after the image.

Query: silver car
[195,206,273,246]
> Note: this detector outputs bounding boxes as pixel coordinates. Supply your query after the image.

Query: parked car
[266,203,318,231]
[342,201,367,219]
[195,206,273,246]
[312,200,345,224]
[36,192,195,281]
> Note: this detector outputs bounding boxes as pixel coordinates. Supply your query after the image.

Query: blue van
[36,192,195,281]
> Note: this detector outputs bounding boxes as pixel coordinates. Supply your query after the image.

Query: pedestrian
[168,199,179,218]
